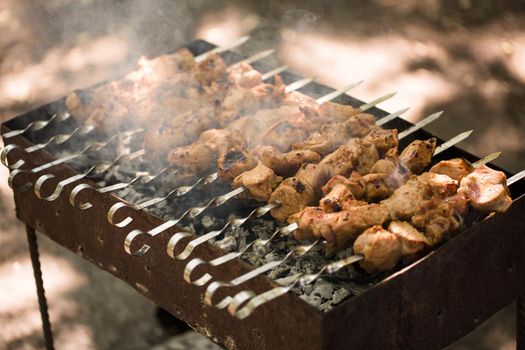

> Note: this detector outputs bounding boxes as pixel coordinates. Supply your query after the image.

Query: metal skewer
[0,46,279,170]
[1,111,71,139]
[23,62,296,205]
[7,128,144,192]
[121,93,398,256]
[230,160,522,319]
[72,72,317,216]
[107,82,375,229]
[181,128,472,290]
[1,37,253,153]
[195,36,250,63]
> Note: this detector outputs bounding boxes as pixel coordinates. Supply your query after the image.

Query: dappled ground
[1,0,524,349]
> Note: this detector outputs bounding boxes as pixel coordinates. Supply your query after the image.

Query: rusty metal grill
[2,39,525,350]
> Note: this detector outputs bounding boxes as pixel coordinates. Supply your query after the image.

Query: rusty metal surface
[2,39,525,349]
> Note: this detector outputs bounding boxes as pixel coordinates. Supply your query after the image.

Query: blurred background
[1,0,524,348]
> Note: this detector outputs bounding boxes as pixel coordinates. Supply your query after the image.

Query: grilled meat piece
[319,184,367,212]
[384,173,458,221]
[360,138,435,202]
[292,113,377,156]
[269,177,315,223]
[262,120,308,152]
[318,101,361,123]
[227,62,262,88]
[322,173,366,200]
[411,193,468,245]
[353,225,403,273]
[398,138,436,174]
[232,163,283,201]
[290,204,390,253]
[362,129,399,157]
[270,134,397,222]
[430,158,473,182]
[217,146,258,181]
[458,165,512,213]
[387,221,430,256]
[254,146,321,177]
[167,129,244,183]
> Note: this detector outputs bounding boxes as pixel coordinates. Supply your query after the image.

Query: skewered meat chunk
[430,158,473,182]
[411,193,468,245]
[254,146,321,177]
[292,113,377,156]
[360,139,436,202]
[269,177,315,222]
[398,138,436,174]
[384,172,458,221]
[387,221,430,256]
[319,184,367,212]
[262,120,308,152]
[167,129,244,183]
[363,129,399,157]
[227,62,262,88]
[322,173,366,200]
[318,101,361,123]
[232,163,283,201]
[270,133,398,222]
[290,204,390,253]
[217,146,258,181]
[352,226,403,273]
[458,165,512,213]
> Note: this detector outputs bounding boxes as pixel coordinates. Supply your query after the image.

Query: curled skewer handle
[124,230,152,257]
[2,112,70,139]
[106,171,220,228]
[182,221,297,286]
[170,201,278,262]
[7,168,33,192]
[34,172,92,201]
[1,144,26,168]
[203,239,320,308]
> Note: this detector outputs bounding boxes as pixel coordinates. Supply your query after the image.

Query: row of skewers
[3,37,523,319]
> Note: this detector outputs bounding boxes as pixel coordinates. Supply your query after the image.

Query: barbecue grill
[2,39,525,350]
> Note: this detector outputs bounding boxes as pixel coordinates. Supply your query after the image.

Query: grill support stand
[518,297,525,350]
[26,224,55,350]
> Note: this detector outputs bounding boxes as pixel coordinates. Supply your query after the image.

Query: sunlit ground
[0,0,523,349]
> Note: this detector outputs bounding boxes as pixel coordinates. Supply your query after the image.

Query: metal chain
[25,225,55,350]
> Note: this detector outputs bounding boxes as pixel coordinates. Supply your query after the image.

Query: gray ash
[25,116,379,312]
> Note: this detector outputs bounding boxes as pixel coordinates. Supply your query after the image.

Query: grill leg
[26,224,55,350]
[518,298,525,350]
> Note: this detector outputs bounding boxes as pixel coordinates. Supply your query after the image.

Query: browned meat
[398,138,436,174]
[319,184,367,212]
[270,177,315,223]
[290,204,390,253]
[217,146,258,181]
[458,165,512,213]
[384,172,459,221]
[232,163,283,201]
[322,173,366,200]
[411,193,468,245]
[362,129,398,156]
[166,143,215,183]
[320,144,361,178]
[254,146,321,177]
[292,113,377,156]
[295,163,331,191]
[360,139,438,202]
[387,221,430,256]
[318,101,361,123]
[430,158,473,182]
[353,226,403,273]
[227,62,262,88]
[383,177,426,220]
[262,120,308,151]
[194,53,228,87]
